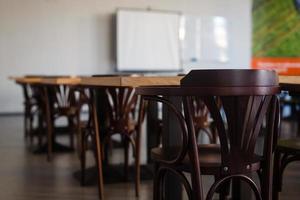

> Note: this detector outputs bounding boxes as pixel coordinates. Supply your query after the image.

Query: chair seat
[108,119,137,134]
[277,139,300,154]
[54,106,78,116]
[151,144,262,175]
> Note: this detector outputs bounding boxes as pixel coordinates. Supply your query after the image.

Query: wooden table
[11,74,300,86]
[10,75,182,87]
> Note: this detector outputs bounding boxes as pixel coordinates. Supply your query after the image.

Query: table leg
[146,101,160,163]
[44,86,53,161]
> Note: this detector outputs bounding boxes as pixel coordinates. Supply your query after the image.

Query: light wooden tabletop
[9,77,43,84]
[10,76,183,87]
[10,75,300,87]
[80,76,182,87]
[278,76,300,85]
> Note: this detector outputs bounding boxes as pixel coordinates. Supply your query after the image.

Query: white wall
[0,0,252,113]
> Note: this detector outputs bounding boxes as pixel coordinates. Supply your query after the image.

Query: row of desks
[11,75,300,87]
[10,74,300,200]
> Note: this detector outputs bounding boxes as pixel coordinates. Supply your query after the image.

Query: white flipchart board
[117,9,181,71]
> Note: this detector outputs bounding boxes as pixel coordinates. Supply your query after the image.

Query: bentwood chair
[273,139,300,200]
[103,86,142,196]
[273,83,300,200]
[136,69,280,200]
[17,81,45,146]
[44,81,92,162]
[18,82,38,139]
[47,84,81,149]
[80,86,144,197]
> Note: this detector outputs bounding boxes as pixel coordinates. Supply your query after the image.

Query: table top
[10,75,183,87]
[278,76,300,85]
[9,75,300,87]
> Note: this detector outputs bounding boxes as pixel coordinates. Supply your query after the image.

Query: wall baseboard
[0,112,23,116]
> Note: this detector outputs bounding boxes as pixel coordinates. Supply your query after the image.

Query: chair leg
[24,111,28,139]
[153,163,160,200]
[231,178,241,200]
[29,115,34,145]
[135,134,141,197]
[273,150,281,200]
[80,131,86,186]
[68,118,75,149]
[124,137,129,181]
[37,113,43,148]
[47,120,53,162]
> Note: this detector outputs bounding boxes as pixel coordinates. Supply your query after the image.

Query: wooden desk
[10,75,300,87]
[10,76,182,87]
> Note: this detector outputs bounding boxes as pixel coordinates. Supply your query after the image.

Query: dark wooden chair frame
[18,82,45,146]
[273,84,300,200]
[136,69,280,200]
[79,85,146,198]
[273,139,300,200]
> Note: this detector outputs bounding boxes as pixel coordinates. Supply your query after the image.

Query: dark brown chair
[80,86,144,197]
[16,80,56,161]
[47,85,80,149]
[273,83,300,199]
[19,82,38,140]
[103,87,141,195]
[136,69,280,200]
[273,139,300,200]
[17,81,46,147]
[44,83,90,161]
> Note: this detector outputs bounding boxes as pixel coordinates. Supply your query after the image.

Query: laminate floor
[0,115,299,200]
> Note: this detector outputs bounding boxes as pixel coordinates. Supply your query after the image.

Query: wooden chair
[47,85,80,149]
[15,80,55,161]
[136,69,280,200]
[104,87,142,195]
[44,83,88,160]
[273,139,300,200]
[17,81,46,147]
[19,82,38,139]
[273,83,300,200]
[80,86,144,197]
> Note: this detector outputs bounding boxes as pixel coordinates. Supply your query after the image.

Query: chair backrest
[48,85,74,108]
[181,69,280,174]
[105,87,138,134]
[47,84,88,118]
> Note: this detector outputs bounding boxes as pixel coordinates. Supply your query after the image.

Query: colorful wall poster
[252,0,300,75]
